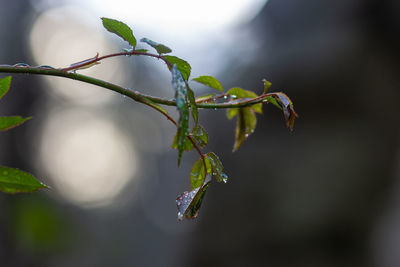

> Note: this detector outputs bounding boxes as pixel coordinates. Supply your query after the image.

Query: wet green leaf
[191,124,208,147]
[187,87,198,124]
[232,108,257,152]
[140,38,172,54]
[192,75,223,92]
[226,87,262,114]
[0,76,11,100]
[164,55,191,81]
[206,152,227,183]
[101,18,136,48]
[190,157,211,189]
[0,166,48,194]
[0,116,32,131]
[176,179,211,221]
[171,134,193,151]
[263,79,272,93]
[171,65,189,166]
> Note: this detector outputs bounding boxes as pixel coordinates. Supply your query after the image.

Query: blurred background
[0,0,399,266]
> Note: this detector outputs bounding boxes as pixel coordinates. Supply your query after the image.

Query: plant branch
[0,65,276,110]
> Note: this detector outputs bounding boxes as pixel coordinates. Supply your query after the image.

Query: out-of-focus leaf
[226,108,238,120]
[0,116,32,131]
[164,55,191,81]
[192,75,223,92]
[0,76,12,100]
[226,87,262,114]
[0,166,48,194]
[187,87,198,124]
[263,79,272,93]
[171,134,193,151]
[232,108,257,152]
[140,38,172,54]
[190,157,211,189]
[171,65,189,166]
[274,92,298,131]
[101,17,136,48]
[206,152,227,183]
[191,124,208,147]
[176,178,211,221]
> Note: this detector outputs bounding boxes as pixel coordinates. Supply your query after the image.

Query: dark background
[1,0,399,266]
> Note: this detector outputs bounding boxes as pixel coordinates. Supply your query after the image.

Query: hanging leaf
[187,87,198,124]
[232,108,257,152]
[206,152,228,183]
[171,65,189,166]
[191,124,208,147]
[226,87,262,114]
[0,76,11,100]
[176,179,211,221]
[274,92,298,131]
[171,134,193,151]
[226,108,238,120]
[0,166,48,194]
[190,157,211,189]
[164,56,191,81]
[192,75,223,93]
[101,17,137,48]
[140,38,172,55]
[0,116,32,131]
[262,79,272,93]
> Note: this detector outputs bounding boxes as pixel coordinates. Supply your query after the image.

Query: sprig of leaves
[0,17,298,221]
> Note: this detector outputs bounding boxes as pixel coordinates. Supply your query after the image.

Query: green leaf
[0,76,12,100]
[190,157,211,189]
[226,108,238,120]
[176,179,211,221]
[264,96,282,109]
[171,65,189,166]
[232,108,257,152]
[206,152,228,183]
[0,166,48,194]
[101,17,136,48]
[164,55,191,81]
[0,116,32,131]
[140,38,172,54]
[263,79,272,93]
[191,124,208,147]
[171,134,193,151]
[192,75,223,92]
[226,87,262,114]
[187,87,198,124]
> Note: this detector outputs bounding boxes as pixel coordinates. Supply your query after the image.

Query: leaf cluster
[0,17,298,221]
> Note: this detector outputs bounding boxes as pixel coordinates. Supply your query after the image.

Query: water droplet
[221,173,228,183]
[223,95,228,99]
